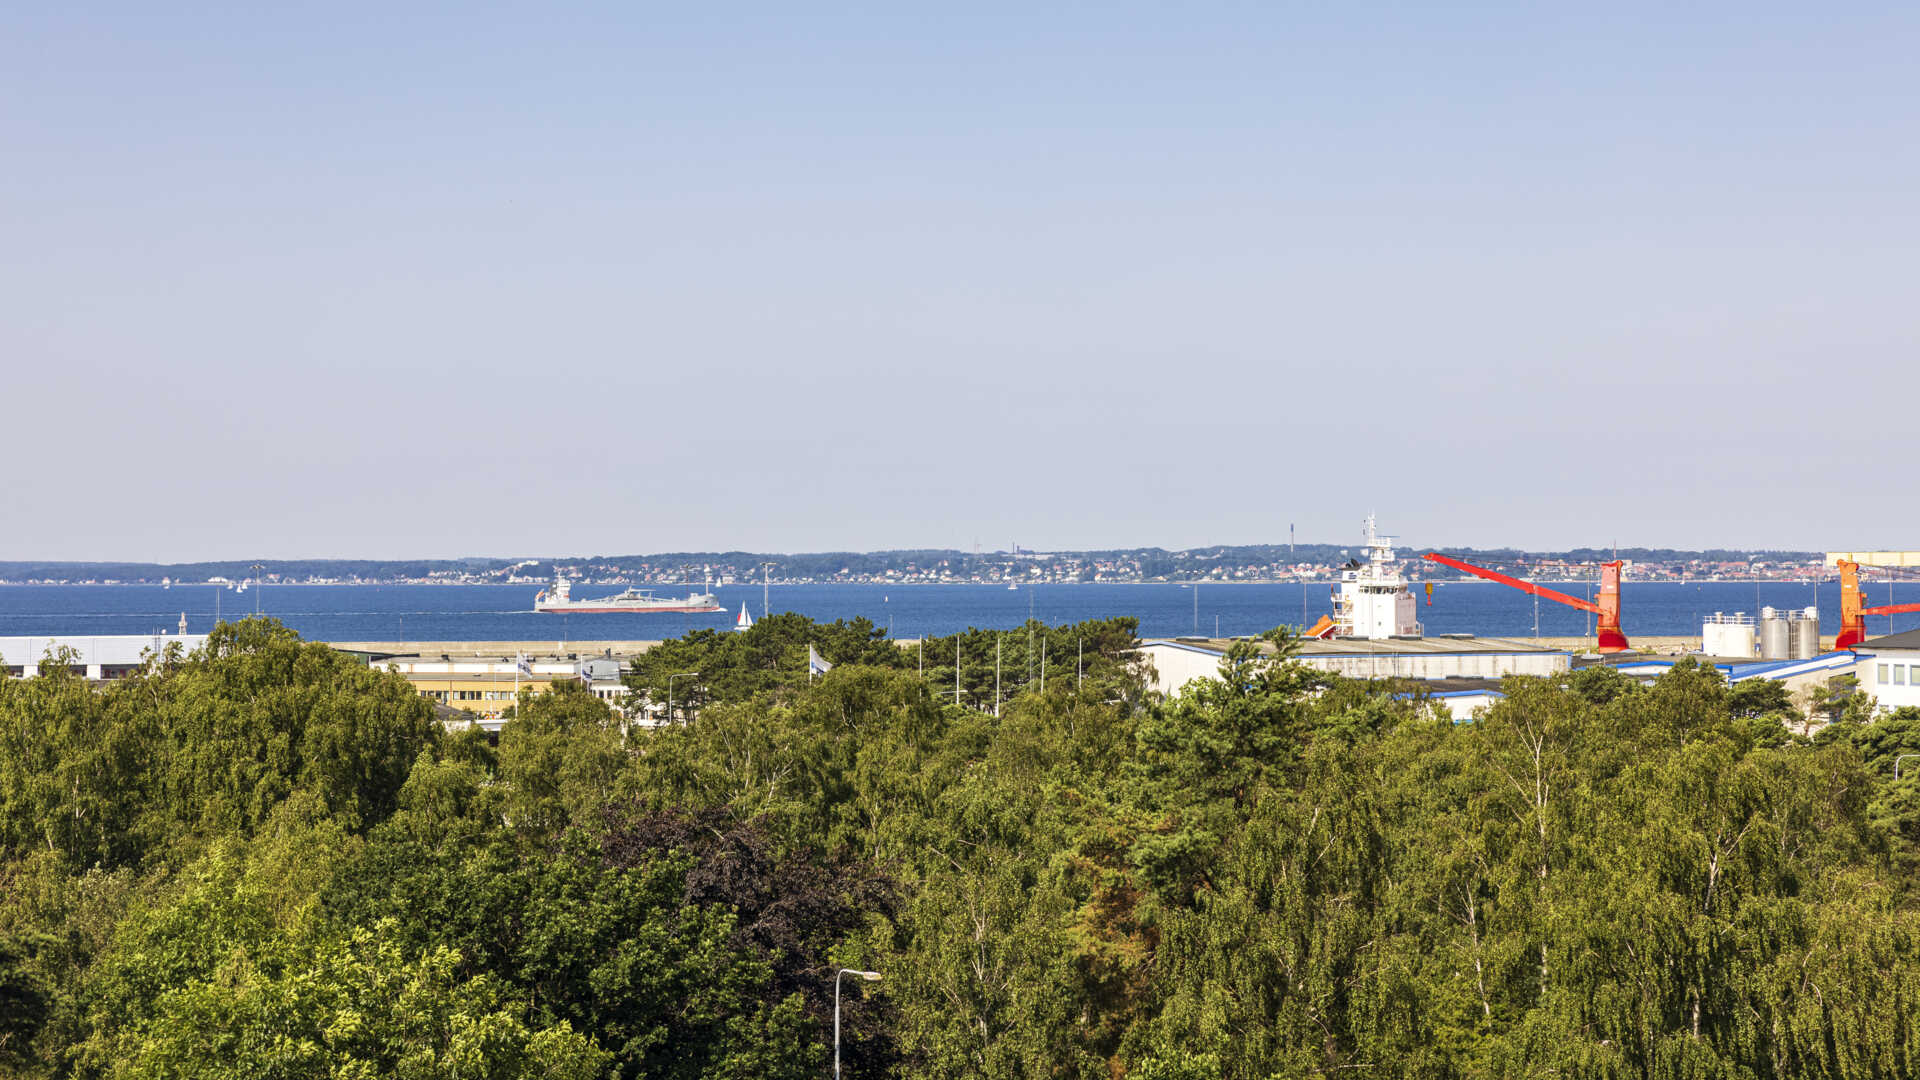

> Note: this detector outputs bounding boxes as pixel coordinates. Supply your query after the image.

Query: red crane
[1423,553,1629,653]
[1836,559,1920,649]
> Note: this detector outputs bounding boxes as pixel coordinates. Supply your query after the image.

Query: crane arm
[1851,560,1920,617]
[1833,559,1920,648]
[1422,553,1601,614]
[1852,561,1920,579]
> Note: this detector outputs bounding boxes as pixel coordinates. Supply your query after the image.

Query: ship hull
[536,603,723,614]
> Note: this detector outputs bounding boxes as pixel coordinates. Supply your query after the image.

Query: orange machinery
[1835,559,1920,649]
[1422,553,1629,653]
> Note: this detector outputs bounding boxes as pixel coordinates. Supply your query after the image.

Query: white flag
[808,644,833,676]
[516,652,533,678]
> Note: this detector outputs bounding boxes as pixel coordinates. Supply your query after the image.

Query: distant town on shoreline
[0,544,1834,588]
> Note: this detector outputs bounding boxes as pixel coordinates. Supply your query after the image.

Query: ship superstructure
[534,574,724,615]
[1330,515,1423,639]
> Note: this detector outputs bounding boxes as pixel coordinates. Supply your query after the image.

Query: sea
[4,581,1920,645]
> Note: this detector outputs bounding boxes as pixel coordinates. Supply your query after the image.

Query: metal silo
[1759,607,1790,660]
[1791,606,1820,659]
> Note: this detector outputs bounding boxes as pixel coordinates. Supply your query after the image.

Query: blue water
[4,581,1920,644]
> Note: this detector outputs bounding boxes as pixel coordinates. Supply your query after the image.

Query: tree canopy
[2,616,1919,1078]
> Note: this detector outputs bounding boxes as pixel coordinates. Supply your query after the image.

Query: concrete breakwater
[333,640,664,658]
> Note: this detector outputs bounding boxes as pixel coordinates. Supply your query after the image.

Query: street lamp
[1896,753,1920,781]
[667,671,700,724]
[834,968,881,1080]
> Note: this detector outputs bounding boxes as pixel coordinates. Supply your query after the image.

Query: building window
[1898,665,1910,687]
[1880,664,1891,684]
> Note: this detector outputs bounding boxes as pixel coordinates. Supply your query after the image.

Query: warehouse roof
[1858,629,1920,651]
[1143,635,1566,659]
[0,633,209,668]
[1611,652,1857,683]
[1406,676,1511,694]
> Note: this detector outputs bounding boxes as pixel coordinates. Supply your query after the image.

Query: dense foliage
[623,613,1142,714]
[3,619,1920,1078]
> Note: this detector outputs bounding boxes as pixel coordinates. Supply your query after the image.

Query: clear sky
[6,3,1916,560]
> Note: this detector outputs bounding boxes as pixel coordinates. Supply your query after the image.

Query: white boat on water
[534,574,724,615]
[735,605,754,631]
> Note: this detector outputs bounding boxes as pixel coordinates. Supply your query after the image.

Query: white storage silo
[1789,606,1820,659]
[1701,613,1756,657]
[1759,607,1791,660]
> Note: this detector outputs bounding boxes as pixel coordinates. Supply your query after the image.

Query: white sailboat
[735,603,754,631]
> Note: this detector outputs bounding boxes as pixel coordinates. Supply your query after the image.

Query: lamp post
[667,671,699,724]
[834,968,881,1079]
[1896,754,1920,781]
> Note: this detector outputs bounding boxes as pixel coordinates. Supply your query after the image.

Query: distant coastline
[0,575,1838,588]
[0,545,1835,590]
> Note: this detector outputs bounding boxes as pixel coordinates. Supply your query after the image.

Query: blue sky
[6,3,1916,559]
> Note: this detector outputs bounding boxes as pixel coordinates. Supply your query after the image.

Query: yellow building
[1828,551,1920,568]
[371,655,630,729]
[402,671,563,721]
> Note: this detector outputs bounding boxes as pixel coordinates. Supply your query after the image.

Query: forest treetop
[1,615,1918,1079]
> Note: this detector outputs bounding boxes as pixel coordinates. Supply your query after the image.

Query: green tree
[0,646,151,867]
[625,613,906,710]
[496,682,626,837]
[0,934,47,1073]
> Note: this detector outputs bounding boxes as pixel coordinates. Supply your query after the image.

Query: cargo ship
[534,574,724,615]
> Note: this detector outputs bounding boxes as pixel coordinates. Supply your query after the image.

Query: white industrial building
[1611,652,1860,702]
[1137,636,1569,698]
[0,631,210,679]
[1857,629,1920,712]
[1413,688,1507,723]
